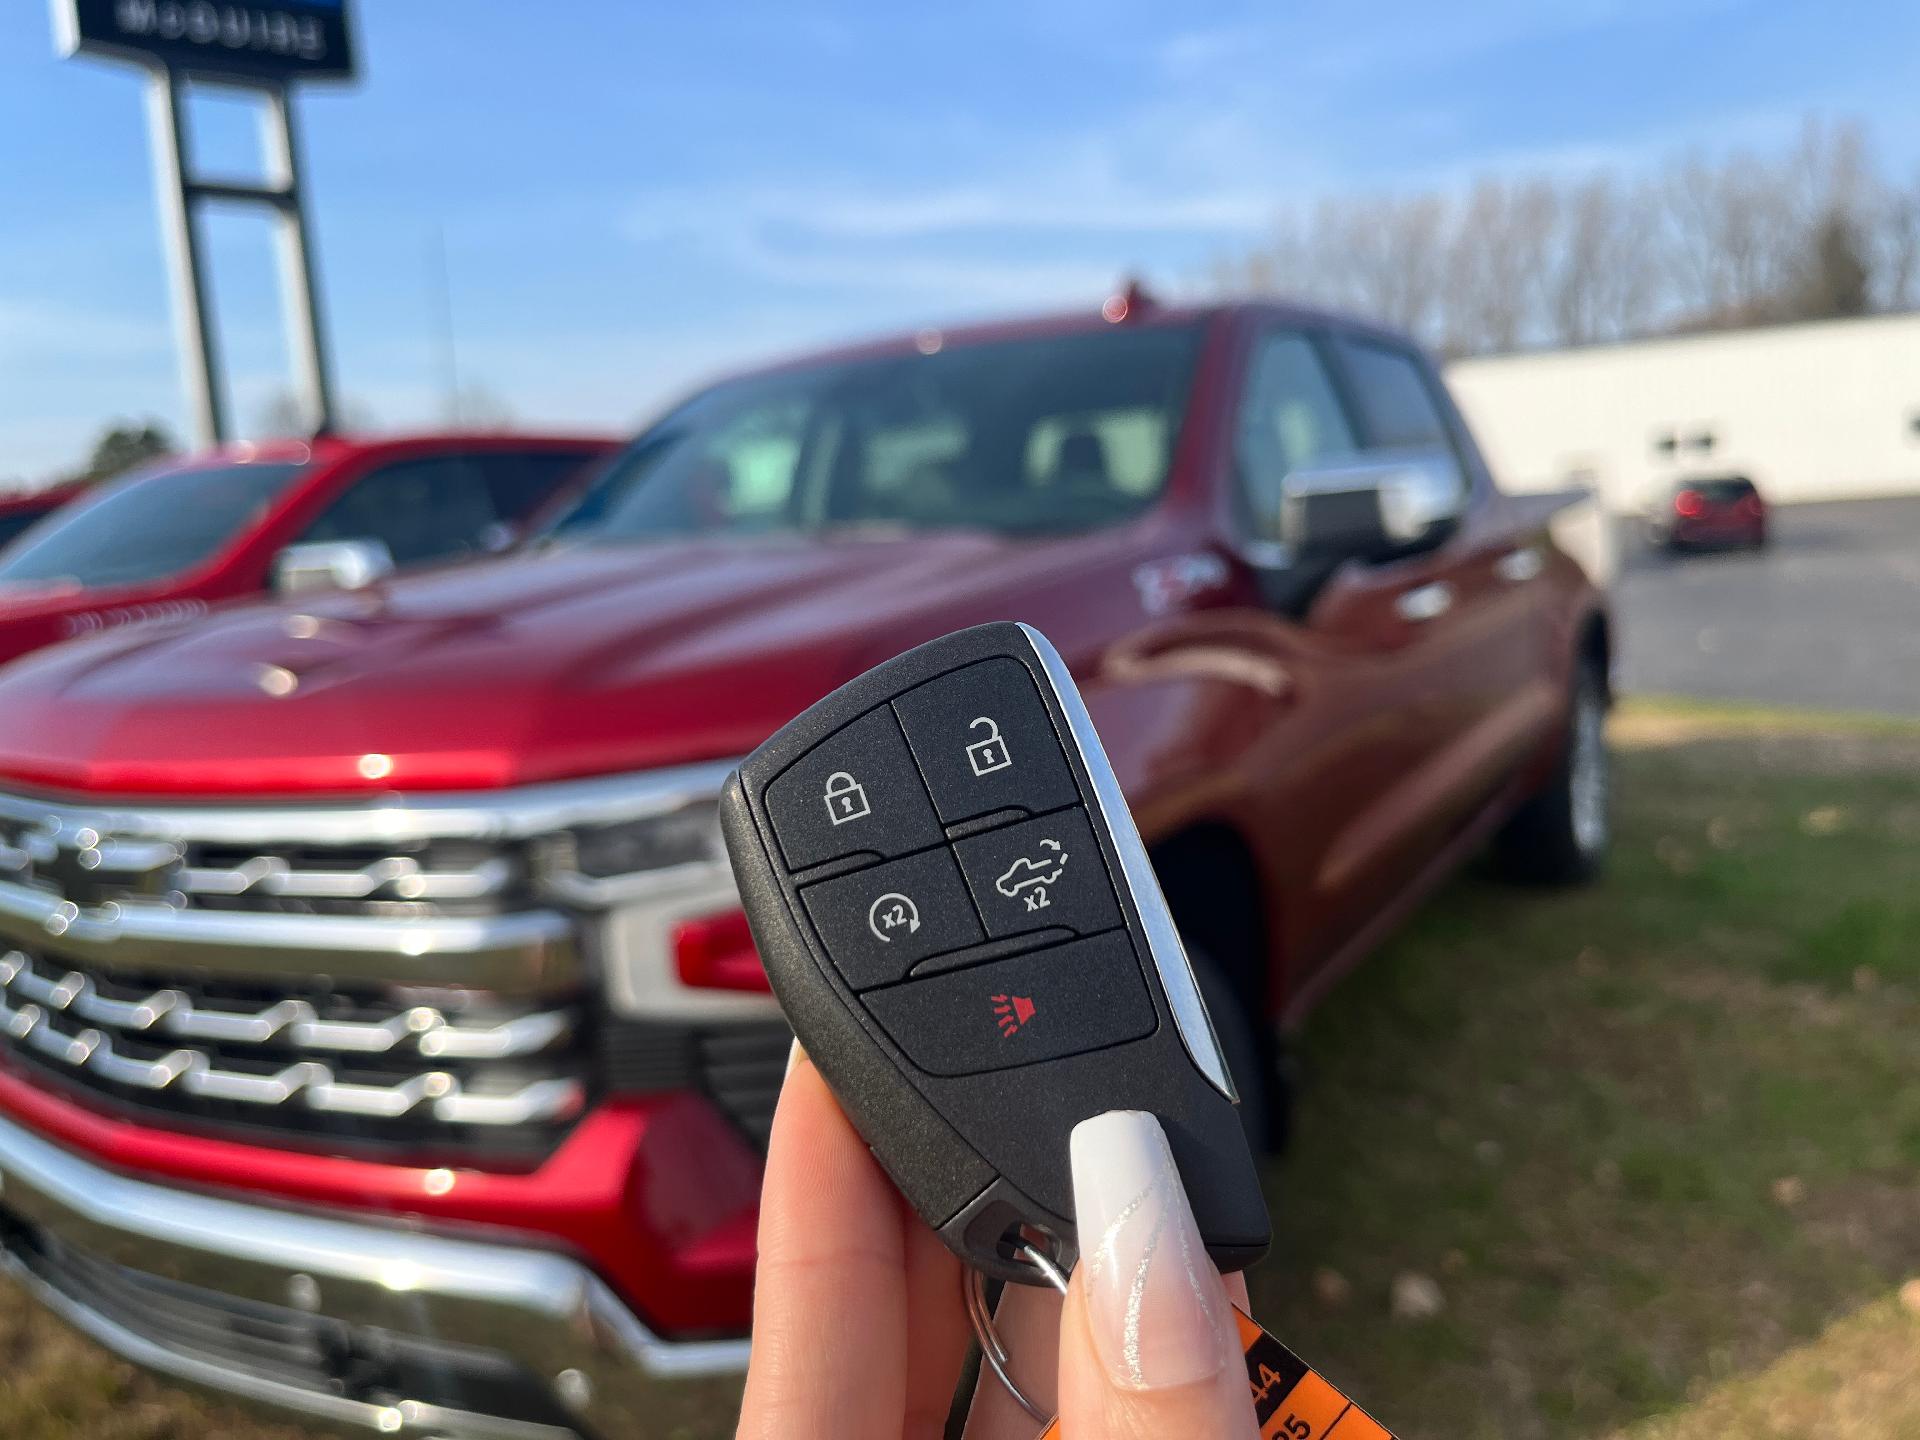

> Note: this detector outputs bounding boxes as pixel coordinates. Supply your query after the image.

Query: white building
[1446,312,1920,513]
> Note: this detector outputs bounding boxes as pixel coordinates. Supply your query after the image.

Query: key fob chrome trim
[1018,622,1236,1104]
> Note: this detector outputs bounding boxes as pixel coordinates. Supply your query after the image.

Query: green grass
[3,697,1919,1438]
[1243,700,1920,1439]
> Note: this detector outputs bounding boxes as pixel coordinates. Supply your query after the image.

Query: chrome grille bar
[0,992,583,1127]
[0,763,734,847]
[0,951,571,1061]
[0,881,577,994]
[175,854,514,903]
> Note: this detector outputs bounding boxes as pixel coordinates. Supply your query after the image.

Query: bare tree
[1202,113,1912,354]
[1442,177,1559,354]
[1542,173,1661,345]
[1868,168,1920,311]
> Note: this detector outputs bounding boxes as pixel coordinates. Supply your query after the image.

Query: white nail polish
[1071,1110,1233,1391]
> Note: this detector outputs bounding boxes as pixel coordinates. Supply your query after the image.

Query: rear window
[0,462,305,590]
[1682,478,1756,502]
[0,511,47,548]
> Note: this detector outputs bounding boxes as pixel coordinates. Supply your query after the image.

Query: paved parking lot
[1614,495,1920,717]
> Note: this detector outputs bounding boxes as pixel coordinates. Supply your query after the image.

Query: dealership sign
[54,0,356,82]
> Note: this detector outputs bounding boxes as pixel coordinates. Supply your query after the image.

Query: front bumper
[0,1110,748,1438]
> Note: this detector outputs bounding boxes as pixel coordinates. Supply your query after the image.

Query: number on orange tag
[1034,1306,1395,1439]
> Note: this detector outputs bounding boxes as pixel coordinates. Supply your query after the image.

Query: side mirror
[272,539,395,596]
[1281,450,1465,562]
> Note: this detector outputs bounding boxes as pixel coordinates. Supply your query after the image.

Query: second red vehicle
[0,431,615,667]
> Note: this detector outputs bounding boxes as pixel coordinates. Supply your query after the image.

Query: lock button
[764,706,944,872]
[895,657,1080,824]
[823,770,870,825]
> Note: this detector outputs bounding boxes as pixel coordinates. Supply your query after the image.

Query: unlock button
[895,658,1080,823]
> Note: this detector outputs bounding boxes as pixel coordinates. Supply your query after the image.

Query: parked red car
[0,432,615,668]
[0,299,1609,1437]
[1646,474,1768,550]
[0,482,88,549]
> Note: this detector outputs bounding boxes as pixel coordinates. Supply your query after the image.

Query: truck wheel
[1190,946,1283,1154]
[1493,658,1610,884]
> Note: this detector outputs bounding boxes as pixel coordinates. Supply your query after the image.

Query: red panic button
[861,932,1154,1076]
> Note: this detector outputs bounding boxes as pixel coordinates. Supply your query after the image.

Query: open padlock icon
[822,770,871,825]
[965,716,1012,777]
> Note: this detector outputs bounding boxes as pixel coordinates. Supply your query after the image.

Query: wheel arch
[1149,820,1273,1027]
[1578,606,1613,704]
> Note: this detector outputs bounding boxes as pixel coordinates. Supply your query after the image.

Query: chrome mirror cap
[272,539,395,595]
[1281,449,1465,556]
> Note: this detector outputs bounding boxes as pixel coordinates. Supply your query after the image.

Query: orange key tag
[1036,1306,1395,1439]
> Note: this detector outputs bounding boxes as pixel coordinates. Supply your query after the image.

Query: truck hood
[0,532,1143,796]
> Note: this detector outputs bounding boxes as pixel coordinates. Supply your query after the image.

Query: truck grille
[0,771,776,1166]
[0,786,607,1165]
[0,947,585,1160]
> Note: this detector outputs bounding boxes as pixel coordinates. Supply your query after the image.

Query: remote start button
[861,931,1155,1076]
[764,706,944,872]
[801,849,984,990]
[893,657,1080,823]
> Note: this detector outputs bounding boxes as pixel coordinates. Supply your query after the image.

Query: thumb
[1054,1110,1258,1439]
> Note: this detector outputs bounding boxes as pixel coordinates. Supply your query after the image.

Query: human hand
[736,1045,1259,1439]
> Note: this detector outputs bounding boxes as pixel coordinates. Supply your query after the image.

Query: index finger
[736,1046,911,1440]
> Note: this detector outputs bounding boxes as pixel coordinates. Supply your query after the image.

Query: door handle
[1495,546,1543,583]
[1395,581,1454,623]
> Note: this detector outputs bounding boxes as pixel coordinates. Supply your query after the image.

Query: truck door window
[1334,338,1453,451]
[1234,331,1357,544]
[1333,337,1472,511]
[474,451,601,526]
[300,456,502,568]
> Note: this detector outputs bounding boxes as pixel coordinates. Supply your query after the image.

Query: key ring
[964,1246,1071,1424]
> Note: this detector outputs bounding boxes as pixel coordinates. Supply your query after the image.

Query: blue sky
[4,0,1918,482]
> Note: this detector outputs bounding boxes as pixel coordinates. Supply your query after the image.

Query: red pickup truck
[0,298,1607,1439]
[0,431,615,668]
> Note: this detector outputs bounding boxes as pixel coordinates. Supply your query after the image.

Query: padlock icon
[965,716,1013,777]
[822,770,871,825]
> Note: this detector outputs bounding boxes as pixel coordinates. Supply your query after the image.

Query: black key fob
[720,621,1269,1283]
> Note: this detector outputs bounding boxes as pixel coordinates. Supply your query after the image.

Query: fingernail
[1071,1110,1233,1391]
[784,1038,806,1078]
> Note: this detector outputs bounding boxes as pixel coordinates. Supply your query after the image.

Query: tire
[1493,657,1610,885]
[1190,945,1284,1154]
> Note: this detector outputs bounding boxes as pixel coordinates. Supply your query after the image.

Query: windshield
[548,325,1200,542]
[0,462,305,590]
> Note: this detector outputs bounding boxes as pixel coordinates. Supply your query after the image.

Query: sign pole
[261,84,337,434]
[145,66,228,446]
